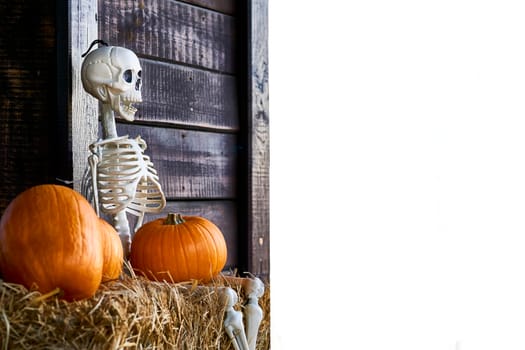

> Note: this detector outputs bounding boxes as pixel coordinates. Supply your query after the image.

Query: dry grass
[0,270,270,350]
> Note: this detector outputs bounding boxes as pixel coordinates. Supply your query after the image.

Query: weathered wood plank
[115,123,237,199]
[0,1,56,212]
[98,0,236,74]
[70,0,99,192]
[140,200,239,268]
[246,0,269,280]
[132,58,238,131]
[179,0,235,15]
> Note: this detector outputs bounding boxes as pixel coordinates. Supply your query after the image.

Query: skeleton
[220,277,265,350]
[80,42,166,256]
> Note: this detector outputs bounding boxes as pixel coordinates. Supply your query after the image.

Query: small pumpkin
[0,184,104,301]
[99,218,123,282]
[129,213,227,283]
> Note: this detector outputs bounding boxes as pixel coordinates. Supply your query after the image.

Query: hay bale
[0,272,270,349]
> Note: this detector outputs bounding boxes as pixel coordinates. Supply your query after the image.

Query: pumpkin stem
[164,213,185,225]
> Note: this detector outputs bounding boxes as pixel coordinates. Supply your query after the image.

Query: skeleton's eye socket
[138,70,142,78]
[123,69,133,83]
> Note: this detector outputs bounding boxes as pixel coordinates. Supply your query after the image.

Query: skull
[81,46,142,121]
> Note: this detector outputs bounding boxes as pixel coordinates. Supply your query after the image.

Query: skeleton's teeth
[122,93,142,103]
[120,102,137,114]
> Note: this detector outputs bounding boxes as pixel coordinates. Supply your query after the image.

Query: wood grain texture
[134,58,238,131]
[70,0,99,192]
[0,1,56,212]
[98,0,236,74]
[179,0,235,15]
[142,200,238,268]
[247,0,269,280]
[116,123,237,200]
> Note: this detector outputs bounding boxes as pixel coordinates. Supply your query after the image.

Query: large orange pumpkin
[130,213,227,283]
[0,184,104,301]
[99,218,123,282]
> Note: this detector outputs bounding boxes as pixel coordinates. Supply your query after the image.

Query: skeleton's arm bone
[87,154,100,216]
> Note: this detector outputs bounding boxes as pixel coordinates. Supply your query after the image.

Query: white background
[269,1,525,349]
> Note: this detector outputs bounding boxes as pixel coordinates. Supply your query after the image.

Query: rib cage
[89,135,166,217]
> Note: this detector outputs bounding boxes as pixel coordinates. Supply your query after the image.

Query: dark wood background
[0,1,65,210]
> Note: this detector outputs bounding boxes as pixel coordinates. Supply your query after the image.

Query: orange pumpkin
[130,213,227,283]
[0,184,104,301]
[99,218,123,282]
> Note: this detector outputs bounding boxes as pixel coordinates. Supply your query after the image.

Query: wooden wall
[0,1,63,211]
[97,0,241,269]
[246,0,269,280]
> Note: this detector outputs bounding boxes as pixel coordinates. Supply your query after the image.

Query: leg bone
[221,287,249,350]
[216,276,265,350]
[243,278,265,350]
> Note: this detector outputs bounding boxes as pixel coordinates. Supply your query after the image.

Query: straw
[0,269,270,349]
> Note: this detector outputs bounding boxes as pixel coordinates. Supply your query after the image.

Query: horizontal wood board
[98,0,236,74]
[179,0,235,15]
[135,58,238,131]
[115,123,237,199]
